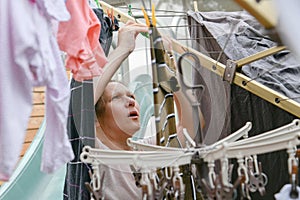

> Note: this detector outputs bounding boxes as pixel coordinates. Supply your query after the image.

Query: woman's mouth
[128,110,139,119]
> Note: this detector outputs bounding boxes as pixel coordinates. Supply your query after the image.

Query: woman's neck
[96,125,131,150]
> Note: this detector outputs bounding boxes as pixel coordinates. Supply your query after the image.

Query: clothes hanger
[200,119,300,194]
[127,121,252,196]
[127,121,251,153]
[202,119,300,162]
[80,145,193,198]
[127,120,252,190]
[177,52,205,146]
[227,119,300,147]
[80,146,194,169]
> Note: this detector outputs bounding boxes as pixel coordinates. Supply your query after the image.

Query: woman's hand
[117,21,149,53]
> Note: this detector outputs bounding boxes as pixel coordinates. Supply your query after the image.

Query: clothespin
[207,161,216,188]
[193,1,199,12]
[85,169,105,199]
[130,165,142,187]
[246,158,267,196]
[237,158,251,199]
[94,0,100,8]
[142,3,157,27]
[290,164,299,198]
[172,165,184,199]
[128,4,132,16]
[151,4,156,27]
[141,7,150,27]
[140,172,152,199]
[107,8,115,30]
[201,173,236,200]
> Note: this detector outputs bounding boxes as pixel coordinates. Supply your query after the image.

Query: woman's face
[99,82,140,136]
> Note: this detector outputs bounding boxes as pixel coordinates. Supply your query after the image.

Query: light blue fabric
[129,74,154,140]
[0,121,66,200]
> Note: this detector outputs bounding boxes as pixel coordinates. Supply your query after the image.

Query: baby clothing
[0,0,74,181]
[57,0,107,82]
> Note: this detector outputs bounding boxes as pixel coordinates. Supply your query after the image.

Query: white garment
[275,184,300,200]
[0,0,74,181]
[275,0,300,61]
[95,138,143,200]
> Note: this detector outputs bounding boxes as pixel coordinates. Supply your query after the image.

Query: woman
[94,81,144,199]
[93,20,205,199]
[92,21,149,199]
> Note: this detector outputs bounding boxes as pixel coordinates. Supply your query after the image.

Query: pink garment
[57,0,107,82]
[0,0,74,181]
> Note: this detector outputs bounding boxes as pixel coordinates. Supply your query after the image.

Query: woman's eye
[112,95,121,100]
[129,95,135,100]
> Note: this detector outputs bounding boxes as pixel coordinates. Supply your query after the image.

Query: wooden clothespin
[193,0,199,12]
[290,164,299,198]
[107,8,115,30]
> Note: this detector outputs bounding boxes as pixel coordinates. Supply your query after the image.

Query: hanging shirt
[57,0,107,82]
[0,0,74,181]
[62,7,119,199]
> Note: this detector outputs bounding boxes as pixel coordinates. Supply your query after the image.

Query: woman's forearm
[93,47,130,105]
[93,21,148,105]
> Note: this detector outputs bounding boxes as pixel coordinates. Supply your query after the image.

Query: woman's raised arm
[93,21,148,105]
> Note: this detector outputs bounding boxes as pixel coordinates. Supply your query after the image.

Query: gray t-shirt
[95,138,142,200]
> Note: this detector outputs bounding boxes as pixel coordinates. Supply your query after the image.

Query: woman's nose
[126,97,135,107]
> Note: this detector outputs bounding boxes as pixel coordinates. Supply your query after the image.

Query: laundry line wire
[117,5,188,14]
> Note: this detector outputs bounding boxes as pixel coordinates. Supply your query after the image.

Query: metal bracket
[223,59,237,84]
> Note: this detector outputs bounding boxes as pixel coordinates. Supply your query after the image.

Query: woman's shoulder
[95,137,110,150]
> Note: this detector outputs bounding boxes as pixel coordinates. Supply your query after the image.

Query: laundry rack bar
[234,0,278,29]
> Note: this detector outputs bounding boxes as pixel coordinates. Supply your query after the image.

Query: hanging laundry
[93,8,119,56]
[0,0,74,181]
[62,6,119,200]
[57,0,108,82]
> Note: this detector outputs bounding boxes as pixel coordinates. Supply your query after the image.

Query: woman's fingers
[122,21,148,34]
